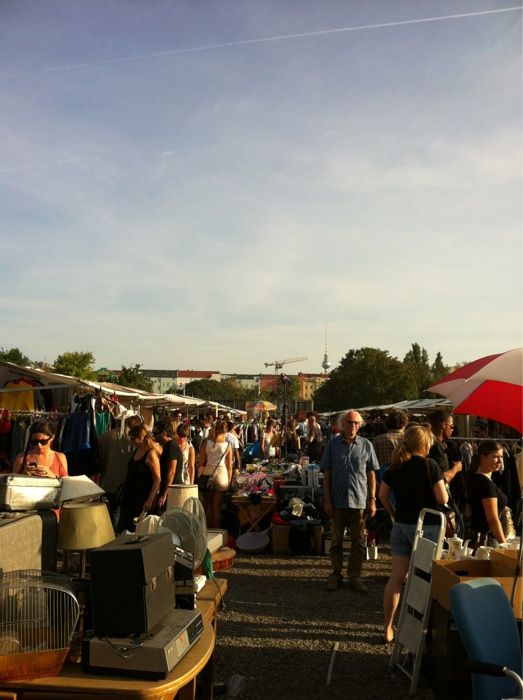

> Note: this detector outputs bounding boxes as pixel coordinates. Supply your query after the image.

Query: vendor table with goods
[231,494,278,534]
[231,461,322,503]
[229,461,324,553]
[0,579,228,700]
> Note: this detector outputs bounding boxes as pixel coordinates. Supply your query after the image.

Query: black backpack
[288,521,315,555]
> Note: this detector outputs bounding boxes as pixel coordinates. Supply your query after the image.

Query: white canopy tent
[0,361,200,411]
[318,397,452,418]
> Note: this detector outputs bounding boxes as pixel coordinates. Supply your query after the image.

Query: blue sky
[1,1,521,375]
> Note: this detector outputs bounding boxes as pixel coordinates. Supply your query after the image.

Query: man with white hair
[321,409,379,592]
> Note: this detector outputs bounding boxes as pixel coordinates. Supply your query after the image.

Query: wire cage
[0,569,80,681]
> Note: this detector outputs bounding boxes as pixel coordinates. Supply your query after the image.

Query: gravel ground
[214,544,437,700]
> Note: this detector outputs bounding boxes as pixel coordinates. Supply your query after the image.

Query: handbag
[198,446,228,492]
[425,459,458,537]
[198,474,215,491]
[438,503,458,538]
[500,506,516,538]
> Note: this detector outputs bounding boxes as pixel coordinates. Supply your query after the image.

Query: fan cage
[160,508,207,569]
[0,569,80,680]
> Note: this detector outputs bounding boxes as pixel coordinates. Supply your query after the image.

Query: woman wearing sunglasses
[13,420,68,477]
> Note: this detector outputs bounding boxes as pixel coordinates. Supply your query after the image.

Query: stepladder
[389,508,446,696]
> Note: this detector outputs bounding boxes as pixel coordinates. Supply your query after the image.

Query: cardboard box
[432,558,522,619]
[273,525,324,554]
[490,547,519,563]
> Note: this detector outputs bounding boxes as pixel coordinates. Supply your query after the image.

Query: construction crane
[264,356,308,373]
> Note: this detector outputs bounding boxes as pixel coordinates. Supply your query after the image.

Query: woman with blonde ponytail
[379,424,448,643]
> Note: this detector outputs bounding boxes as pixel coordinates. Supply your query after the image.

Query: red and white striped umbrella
[429,348,523,434]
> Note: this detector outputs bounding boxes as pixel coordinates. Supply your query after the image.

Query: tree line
[313,344,450,412]
[0,342,453,409]
[0,347,154,391]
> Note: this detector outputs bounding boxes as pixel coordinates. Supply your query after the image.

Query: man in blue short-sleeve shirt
[321,409,379,593]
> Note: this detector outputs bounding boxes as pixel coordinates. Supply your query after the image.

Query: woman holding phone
[13,420,68,478]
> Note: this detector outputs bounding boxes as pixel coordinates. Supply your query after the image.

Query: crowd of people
[318,408,520,645]
[11,406,520,644]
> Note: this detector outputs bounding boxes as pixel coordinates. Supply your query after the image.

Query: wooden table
[0,580,229,700]
[197,578,227,628]
[231,495,277,534]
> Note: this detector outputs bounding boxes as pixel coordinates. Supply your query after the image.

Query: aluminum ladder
[389,508,446,696]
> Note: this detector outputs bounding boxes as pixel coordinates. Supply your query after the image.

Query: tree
[95,367,121,384]
[119,364,154,391]
[431,352,450,384]
[54,351,96,380]
[183,378,252,402]
[403,343,432,396]
[185,379,225,400]
[0,347,30,366]
[313,347,418,412]
[403,344,451,394]
[261,376,300,403]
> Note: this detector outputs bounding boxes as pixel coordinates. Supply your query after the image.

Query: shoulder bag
[198,445,227,492]
[425,459,458,537]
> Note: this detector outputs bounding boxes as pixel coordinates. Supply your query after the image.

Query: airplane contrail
[1,6,521,78]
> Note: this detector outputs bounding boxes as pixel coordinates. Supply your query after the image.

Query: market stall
[0,361,204,474]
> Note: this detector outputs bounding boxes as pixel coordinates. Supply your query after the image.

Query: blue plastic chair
[450,577,523,700]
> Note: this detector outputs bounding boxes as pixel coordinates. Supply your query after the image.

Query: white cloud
[0,2,520,374]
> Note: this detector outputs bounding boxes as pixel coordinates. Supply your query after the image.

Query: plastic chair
[450,577,523,700]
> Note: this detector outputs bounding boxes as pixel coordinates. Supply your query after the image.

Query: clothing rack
[452,437,521,444]
[3,410,67,418]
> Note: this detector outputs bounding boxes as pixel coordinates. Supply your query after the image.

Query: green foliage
[95,368,121,384]
[54,351,96,380]
[403,342,433,395]
[119,364,154,391]
[0,347,30,366]
[182,376,299,406]
[431,352,450,384]
[184,378,251,401]
[185,379,224,400]
[260,376,300,403]
[314,347,419,412]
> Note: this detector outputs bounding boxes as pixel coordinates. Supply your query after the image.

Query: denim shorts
[390,522,441,557]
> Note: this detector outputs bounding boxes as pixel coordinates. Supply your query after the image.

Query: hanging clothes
[95,411,111,436]
[61,413,91,452]
[0,379,37,411]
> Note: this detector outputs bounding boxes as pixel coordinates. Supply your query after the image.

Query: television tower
[321,324,331,373]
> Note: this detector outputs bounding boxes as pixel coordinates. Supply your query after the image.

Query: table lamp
[58,501,115,578]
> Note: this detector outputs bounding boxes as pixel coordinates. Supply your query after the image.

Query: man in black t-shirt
[429,411,463,484]
[154,419,183,510]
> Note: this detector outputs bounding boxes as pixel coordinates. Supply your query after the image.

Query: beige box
[431,558,522,619]
[490,547,519,563]
[271,525,291,553]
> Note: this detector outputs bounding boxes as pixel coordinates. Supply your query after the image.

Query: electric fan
[159,497,207,570]
[0,569,79,681]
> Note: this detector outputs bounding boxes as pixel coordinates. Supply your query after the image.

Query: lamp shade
[166,484,198,511]
[58,502,115,551]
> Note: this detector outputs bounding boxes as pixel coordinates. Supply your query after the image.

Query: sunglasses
[31,437,52,446]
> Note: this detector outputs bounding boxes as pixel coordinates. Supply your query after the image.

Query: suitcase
[0,474,62,511]
[90,532,175,636]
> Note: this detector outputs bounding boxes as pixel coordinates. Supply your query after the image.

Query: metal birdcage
[0,569,80,681]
